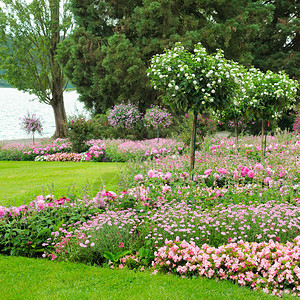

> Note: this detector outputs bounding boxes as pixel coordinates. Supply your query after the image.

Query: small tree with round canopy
[246,68,298,160]
[148,42,241,173]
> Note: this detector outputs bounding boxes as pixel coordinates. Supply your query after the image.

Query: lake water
[0,88,89,141]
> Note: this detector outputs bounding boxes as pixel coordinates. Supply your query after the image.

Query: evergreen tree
[58,0,299,114]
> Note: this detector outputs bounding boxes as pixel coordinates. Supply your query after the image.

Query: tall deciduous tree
[0,0,73,138]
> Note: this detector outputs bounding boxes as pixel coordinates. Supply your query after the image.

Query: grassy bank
[0,161,122,206]
[0,255,278,300]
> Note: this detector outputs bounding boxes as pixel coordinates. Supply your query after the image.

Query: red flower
[119,242,124,248]
[275,237,280,242]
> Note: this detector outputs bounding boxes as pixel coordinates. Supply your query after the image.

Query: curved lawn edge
[0,161,123,206]
[0,255,279,300]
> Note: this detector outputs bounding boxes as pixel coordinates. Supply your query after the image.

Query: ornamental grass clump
[108,102,141,141]
[20,112,43,143]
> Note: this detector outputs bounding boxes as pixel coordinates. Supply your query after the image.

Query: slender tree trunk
[261,119,265,161]
[189,111,198,174]
[123,127,126,142]
[50,0,68,138]
[32,132,35,144]
[234,118,238,150]
[157,127,159,143]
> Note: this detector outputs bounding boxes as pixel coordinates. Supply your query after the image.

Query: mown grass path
[0,255,279,300]
[0,161,123,206]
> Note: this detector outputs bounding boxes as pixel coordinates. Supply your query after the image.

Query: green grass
[0,255,284,300]
[0,161,123,206]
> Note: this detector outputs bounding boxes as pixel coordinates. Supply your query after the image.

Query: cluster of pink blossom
[88,190,117,208]
[84,143,106,161]
[144,146,183,159]
[144,106,172,129]
[41,152,83,162]
[0,195,71,218]
[153,237,300,297]
[19,112,43,136]
[22,139,72,157]
[106,138,184,156]
[108,102,141,129]
[141,199,300,245]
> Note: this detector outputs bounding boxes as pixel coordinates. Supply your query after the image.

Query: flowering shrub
[144,106,172,141]
[108,102,141,140]
[35,152,83,162]
[67,115,94,153]
[293,107,300,134]
[153,237,300,297]
[19,112,43,143]
[0,194,107,257]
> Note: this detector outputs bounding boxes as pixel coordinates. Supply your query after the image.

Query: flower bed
[2,133,300,296]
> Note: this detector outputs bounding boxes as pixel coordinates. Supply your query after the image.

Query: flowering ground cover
[1,133,300,297]
[0,138,184,162]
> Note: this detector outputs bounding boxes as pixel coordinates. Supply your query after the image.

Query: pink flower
[264,177,272,185]
[247,170,254,178]
[204,169,213,175]
[164,172,172,180]
[148,169,155,178]
[134,174,144,181]
[218,168,227,175]
[119,242,124,248]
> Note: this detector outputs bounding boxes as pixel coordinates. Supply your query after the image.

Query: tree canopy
[0,0,73,137]
[57,0,299,114]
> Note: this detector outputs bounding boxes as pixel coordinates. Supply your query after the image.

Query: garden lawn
[0,161,122,207]
[0,255,281,300]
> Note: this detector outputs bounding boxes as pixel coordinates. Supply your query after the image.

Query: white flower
[175,85,179,90]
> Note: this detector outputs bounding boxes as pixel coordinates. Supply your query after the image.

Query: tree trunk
[189,111,198,174]
[157,127,160,143]
[52,98,68,138]
[50,0,68,138]
[261,119,265,161]
[234,118,238,150]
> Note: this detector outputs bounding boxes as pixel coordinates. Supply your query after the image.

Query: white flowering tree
[246,68,298,160]
[148,43,241,172]
[216,64,251,148]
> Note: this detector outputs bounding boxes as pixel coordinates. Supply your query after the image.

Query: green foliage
[0,0,72,137]
[67,115,94,153]
[176,113,217,146]
[58,0,299,114]
[0,203,103,257]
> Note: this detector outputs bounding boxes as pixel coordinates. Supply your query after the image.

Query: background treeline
[57,0,299,115]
